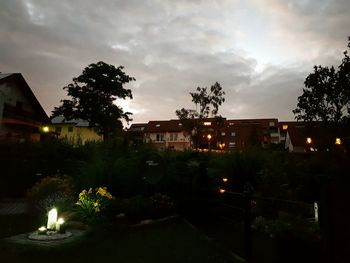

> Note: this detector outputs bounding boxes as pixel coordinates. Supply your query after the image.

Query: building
[282,122,348,153]
[142,120,191,150]
[0,73,49,142]
[50,116,103,144]
[129,117,281,151]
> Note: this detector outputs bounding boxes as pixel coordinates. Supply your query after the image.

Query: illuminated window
[221,132,226,136]
[282,125,288,130]
[335,138,342,145]
[306,137,312,144]
[269,121,275,127]
[229,142,236,147]
[156,124,160,127]
[231,132,236,137]
[203,122,211,126]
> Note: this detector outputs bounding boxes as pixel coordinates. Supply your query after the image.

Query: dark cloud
[0,0,349,123]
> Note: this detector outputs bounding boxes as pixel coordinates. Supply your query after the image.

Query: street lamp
[207,134,212,150]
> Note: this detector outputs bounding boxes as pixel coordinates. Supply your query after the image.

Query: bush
[27,175,75,213]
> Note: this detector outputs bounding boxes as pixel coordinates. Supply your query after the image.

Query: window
[68,126,73,132]
[282,125,288,130]
[55,127,62,133]
[156,124,160,127]
[229,142,236,147]
[203,122,211,126]
[221,132,226,136]
[156,134,164,141]
[229,122,235,126]
[231,132,236,137]
[269,121,275,127]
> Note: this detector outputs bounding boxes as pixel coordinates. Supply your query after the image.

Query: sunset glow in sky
[1,0,349,123]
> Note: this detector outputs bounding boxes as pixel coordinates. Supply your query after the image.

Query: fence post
[244,184,252,263]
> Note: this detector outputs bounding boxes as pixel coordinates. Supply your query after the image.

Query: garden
[0,138,347,262]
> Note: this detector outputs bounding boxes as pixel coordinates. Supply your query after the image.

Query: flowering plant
[76,187,113,223]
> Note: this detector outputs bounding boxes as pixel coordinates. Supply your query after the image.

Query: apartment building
[129,118,281,151]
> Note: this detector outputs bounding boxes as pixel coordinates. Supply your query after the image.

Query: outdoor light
[222,178,228,182]
[314,202,319,223]
[306,137,312,144]
[207,134,212,140]
[335,138,342,145]
[38,226,46,231]
[42,126,50,133]
[56,218,64,232]
[219,188,226,194]
[47,208,58,230]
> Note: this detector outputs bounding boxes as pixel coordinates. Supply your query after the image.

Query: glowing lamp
[314,202,319,223]
[306,137,312,144]
[222,178,228,183]
[47,208,58,230]
[219,188,226,194]
[42,126,50,133]
[56,218,64,232]
[335,138,342,145]
[207,134,212,140]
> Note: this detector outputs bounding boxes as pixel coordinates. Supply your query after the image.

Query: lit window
[306,137,312,144]
[229,122,234,126]
[269,122,275,127]
[335,138,342,145]
[229,142,236,147]
[219,189,226,194]
[222,178,228,183]
[156,124,160,127]
[221,132,226,136]
[231,132,236,137]
[282,125,288,130]
[204,122,211,126]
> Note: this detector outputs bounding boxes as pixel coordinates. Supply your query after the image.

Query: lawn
[0,217,244,263]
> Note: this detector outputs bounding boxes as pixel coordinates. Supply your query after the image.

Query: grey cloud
[0,0,348,124]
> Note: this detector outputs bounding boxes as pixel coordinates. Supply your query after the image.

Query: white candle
[47,208,58,230]
[56,218,64,232]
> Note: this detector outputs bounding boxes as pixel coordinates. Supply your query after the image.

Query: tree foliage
[52,61,135,140]
[175,82,225,148]
[293,37,350,123]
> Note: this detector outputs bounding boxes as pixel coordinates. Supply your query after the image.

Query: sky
[0,0,349,124]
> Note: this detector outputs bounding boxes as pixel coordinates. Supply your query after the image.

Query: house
[50,116,103,144]
[0,73,49,142]
[128,123,147,145]
[283,122,348,153]
[142,120,191,150]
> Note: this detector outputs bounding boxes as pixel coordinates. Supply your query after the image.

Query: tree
[175,82,225,148]
[293,37,350,123]
[52,61,135,140]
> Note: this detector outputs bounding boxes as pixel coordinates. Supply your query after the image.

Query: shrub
[27,175,75,213]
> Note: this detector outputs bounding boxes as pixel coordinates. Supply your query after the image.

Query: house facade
[50,116,103,144]
[0,73,49,142]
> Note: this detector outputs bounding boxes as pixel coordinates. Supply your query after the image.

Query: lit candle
[47,208,58,230]
[56,218,64,232]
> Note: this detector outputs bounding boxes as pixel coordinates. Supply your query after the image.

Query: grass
[0,217,243,263]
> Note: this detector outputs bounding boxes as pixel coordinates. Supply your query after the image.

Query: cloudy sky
[1,0,349,124]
